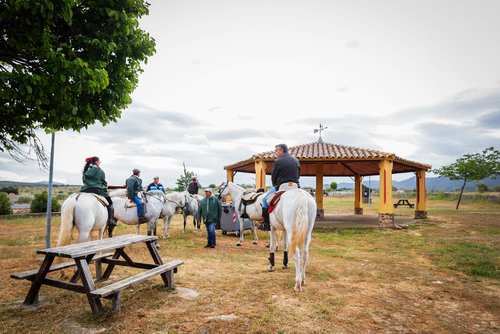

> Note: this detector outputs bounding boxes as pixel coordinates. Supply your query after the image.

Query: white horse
[219,181,316,292]
[56,193,108,252]
[109,190,167,248]
[159,192,187,238]
[182,191,203,233]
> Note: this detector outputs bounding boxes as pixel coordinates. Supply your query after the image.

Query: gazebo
[223,141,431,227]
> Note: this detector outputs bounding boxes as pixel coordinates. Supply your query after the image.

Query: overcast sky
[1,0,500,189]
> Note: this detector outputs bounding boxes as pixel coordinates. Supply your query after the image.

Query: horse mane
[166,192,183,202]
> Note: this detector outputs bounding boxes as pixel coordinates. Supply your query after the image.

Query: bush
[0,192,13,215]
[0,186,18,194]
[17,195,34,204]
[493,185,500,192]
[30,191,61,213]
[55,194,68,201]
[477,182,489,193]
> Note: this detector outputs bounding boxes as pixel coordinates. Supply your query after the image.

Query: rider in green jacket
[79,156,117,228]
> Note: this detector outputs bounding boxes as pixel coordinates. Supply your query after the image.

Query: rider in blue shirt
[147,176,165,193]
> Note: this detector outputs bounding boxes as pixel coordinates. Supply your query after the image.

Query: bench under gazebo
[223,141,431,227]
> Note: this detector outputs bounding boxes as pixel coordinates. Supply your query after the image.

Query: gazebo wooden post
[316,162,324,219]
[226,169,234,202]
[254,160,267,189]
[354,174,363,214]
[378,159,394,227]
[415,169,428,218]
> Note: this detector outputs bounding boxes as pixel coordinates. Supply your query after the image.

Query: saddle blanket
[76,192,108,207]
[266,183,298,214]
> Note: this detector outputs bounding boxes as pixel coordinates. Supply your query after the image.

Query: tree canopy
[0,0,156,162]
[432,147,500,209]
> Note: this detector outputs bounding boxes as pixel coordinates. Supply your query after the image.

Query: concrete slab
[314,214,417,228]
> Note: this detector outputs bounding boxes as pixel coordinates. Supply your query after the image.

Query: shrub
[0,192,13,215]
[17,195,34,204]
[477,182,489,193]
[55,194,68,201]
[0,186,18,194]
[493,185,500,192]
[30,191,61,213]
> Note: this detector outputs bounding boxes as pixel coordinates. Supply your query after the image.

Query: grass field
[0,196,499,333]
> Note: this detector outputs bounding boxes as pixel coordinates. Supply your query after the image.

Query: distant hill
[0,180,71,187]
[334,176,500,191]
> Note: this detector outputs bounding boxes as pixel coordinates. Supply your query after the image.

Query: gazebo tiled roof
[224,142,431,177]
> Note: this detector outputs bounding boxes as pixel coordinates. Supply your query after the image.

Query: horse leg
[166,216,172,238]
[193,215,197,232]
[147,222,160,249]
[251,220,258,245]
[136,224,140,235]
[236,218,244,246]
[268,228,276,272]
[301,232,312,286]
[183,213,186,233]
[282,231,289,269]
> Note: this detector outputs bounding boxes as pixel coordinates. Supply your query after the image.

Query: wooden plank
[101,258,158,270]
[37,235,158,259]
[11,253,114,280]
[90,260,184,298]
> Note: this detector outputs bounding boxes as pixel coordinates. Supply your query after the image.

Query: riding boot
[210,242,215,248]
[139,216,148,224]
[204,242,211,248]
[106,204,117,226]
[259,208,271,231]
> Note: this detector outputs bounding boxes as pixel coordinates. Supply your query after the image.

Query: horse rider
[126,168,147,224]
[186,176,202,195]
[261,143,301,231]
[196,188,221,248]
[79,156,117,228]
[147,176,165,192]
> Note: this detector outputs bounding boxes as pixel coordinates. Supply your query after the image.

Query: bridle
[217,181,229,200]
[165,193,187,211]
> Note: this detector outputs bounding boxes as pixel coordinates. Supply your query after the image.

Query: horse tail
[56,195,77,249]
[289,191,309,257]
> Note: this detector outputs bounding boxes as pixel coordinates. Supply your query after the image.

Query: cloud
[345,40,360,49]
[335,85,350,92]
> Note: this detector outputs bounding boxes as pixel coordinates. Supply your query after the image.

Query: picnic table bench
[393,199,414,208]
[11,234,183,314]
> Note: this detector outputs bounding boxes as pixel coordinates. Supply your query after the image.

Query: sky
[1,0,500,189]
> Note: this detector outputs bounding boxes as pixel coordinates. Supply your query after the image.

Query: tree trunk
[456,179,467,210]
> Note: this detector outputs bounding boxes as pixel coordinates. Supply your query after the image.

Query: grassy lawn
[0,196,498,333]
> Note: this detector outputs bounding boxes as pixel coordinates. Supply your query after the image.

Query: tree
[477,182,489,193]
[0,0,156,165]
[30,191,61,213]
[431,147,500,210]
[175,171,196,192]
[330,182,337,191]
[0,186,18,194]
[494,185,500,192]
[0,192,13,215]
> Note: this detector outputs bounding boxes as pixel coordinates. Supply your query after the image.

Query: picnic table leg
[102,249,122,279]
[24,255,55,305]
[70,254,96,283]
[75,258,102,315]
[146,241,171,287]
[111,292,121,313]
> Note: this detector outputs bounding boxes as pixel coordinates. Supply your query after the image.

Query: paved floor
[315,214,417,228]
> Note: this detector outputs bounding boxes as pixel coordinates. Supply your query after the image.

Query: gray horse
[182,191,203,233]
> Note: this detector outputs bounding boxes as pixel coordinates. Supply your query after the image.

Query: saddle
[266,183,298,213]
[76,192,108,207]
[238,188,265,218]
[125,191,146,208]
[189,194,201,204]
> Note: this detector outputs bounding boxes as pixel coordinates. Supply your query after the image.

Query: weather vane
[313,123,328,143]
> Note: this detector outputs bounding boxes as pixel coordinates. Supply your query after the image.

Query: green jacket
[80,166,108,197]
[197,195,222,223]
[126,175,143,200]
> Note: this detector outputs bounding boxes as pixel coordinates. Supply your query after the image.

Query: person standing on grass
[196,188,221,248]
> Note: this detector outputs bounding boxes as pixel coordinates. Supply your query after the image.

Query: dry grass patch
[0,197,499,333]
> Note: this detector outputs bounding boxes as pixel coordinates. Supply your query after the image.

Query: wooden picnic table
[393,199,414,208]
[12,234,183,314]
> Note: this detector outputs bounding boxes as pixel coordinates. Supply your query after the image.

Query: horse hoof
[236,243,241,247]
[294,285,302,292]
[283,264,289,269]
[182,231,185,234]
[253,241,258,245]
[155,243,161,249]
[268,265,274,272]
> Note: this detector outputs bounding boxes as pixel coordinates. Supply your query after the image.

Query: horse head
[218,181,230,198]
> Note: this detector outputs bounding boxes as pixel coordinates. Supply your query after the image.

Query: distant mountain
[0,180,71,187]
[333,176,500,191]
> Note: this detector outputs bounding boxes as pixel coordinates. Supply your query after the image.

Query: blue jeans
[262,187,277,209]
[133,195,143,217]
[206,222,216,244]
